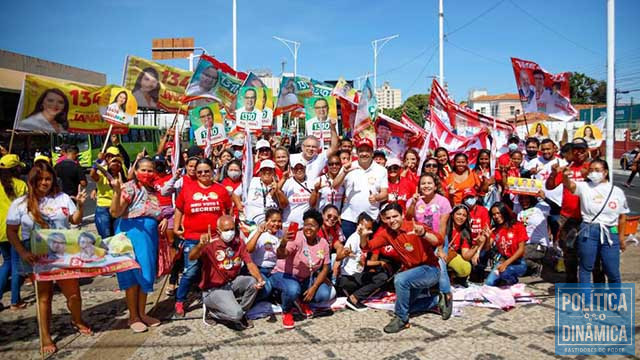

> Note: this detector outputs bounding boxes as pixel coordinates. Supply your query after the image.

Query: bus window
[140,129,148,142]
[130,129,140,142]
[91,135,105,149]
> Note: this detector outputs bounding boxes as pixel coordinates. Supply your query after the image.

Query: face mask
[137,172,156,186]
[508,143,518,152]
[526,150,538,157]
[233,150,242,159]
[220,230,236,243]
[464,197,477,207]
[228,170,241,180]
[587,171,604,184]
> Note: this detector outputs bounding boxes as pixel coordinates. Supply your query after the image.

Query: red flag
[428,109,490,168]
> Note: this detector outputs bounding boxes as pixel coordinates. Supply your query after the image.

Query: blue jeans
[394,265,440,322]
[577,223,621,284]
[176,240,201,303]
[485,258,527,286]
[270,272,334,312]
[94,206,115,239]
[438,236,451,294]
[0,242,23,305]
[341,220,357,241]
[256,266,274,301]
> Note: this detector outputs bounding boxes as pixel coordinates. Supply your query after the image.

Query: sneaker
[438,292,452,320]
[174,301,185,318]
[345,297,368,312]
[383,316,409,333]
[282,311,295,329]
[202,304,217,327]
[294,300,314,318]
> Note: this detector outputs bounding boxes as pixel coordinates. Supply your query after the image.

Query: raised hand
[76,185,87,206]
[407,224,426,237]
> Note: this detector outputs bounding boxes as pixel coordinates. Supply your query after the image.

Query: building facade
[467,90,522,122]
[376,81,402,109]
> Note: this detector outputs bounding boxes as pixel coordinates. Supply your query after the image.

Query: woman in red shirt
[485,202,528,286]
[401,149,420,188]
[474,149,495,197]
[434,147,452,181]
[386,158,416,211]
[439,204,486,284]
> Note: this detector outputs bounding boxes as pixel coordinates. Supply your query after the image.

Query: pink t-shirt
[408,194,452,233]
[272,231,330,281]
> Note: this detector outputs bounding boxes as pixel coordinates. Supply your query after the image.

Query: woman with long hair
[0,154,28,310]
[439,205,486,284]
[401,149,420,188]
[21,88,69,132]
[386,158,416,211]
[310,153,345,212]
[406,173,451,238]
[474,149,495,198]
[444,153,482,206]
[434,147,452,181]
[485,202,528,286]
[132,67,160,108]
[110,157,167,333]
[6,162,90,355]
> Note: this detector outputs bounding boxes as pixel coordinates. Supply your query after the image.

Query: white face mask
[587,171,604,184]
[508,143,518,152]
[220,230,236,243]
[464,197,477,207]
[227,170,241,180]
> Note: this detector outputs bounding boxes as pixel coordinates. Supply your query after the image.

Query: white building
[376,81,402,109]
[467,90,523,122]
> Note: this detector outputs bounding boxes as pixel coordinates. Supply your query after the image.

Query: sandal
[71,321,94,336]
[129,321,148,333]
[41,343,57,356]
[10,302,27,311]
[141,315,161,327]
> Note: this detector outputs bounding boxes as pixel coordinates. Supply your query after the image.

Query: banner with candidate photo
[511,57,577,121]
[235,87,265,133]
[352,77,377,144]
[274,76,313,116]
[122,55,191,113]
[331,77,357,102]
[14,75,128,135]
[375,113,421,160]
[304,96,338,148]
[99,86,138,126]
[189,102,227,147]
[29,230,140,281]
[240,72,274,130]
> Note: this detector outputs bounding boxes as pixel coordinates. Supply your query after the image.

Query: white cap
[290,157,307,168]
[386,158,403,168]
[231,137,244,147]
[258,159,276,171]
[256,139,271,150]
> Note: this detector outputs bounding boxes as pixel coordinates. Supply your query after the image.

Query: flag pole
[605,0,615,178]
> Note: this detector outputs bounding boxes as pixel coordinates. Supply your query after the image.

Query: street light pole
[606,0,615,176]
[232,0,237,69]
[273,36,301,77]
[372,34,399,91]
[439,0,444,84]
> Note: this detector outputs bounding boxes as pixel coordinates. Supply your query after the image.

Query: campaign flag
[100,85,138,126]
[304,96,338,149]
[353,78,377,144]
[274,76,313,116]
[331,78,358,133]
[123,55,191,113]
[189,102,227,148]
[14,75,129,135]
[428,109,490,168]
[29,230,139,281]
[507,177,544,195]
[331,77,357,102]
[234,87,266,133]
[511,57,577,121]
[376,113,417,160]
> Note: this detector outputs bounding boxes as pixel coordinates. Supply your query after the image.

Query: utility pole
[439,0,444,84]
[606,0,615,176]
[232,0,237,69]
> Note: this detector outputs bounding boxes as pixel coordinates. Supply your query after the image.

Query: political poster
[275,76,313,116]
[240,72,275,130]
[304,96,338,148]
[331,77,357,102]
[14,75,128,135]
[528,121,550,140]
[375,113,418,160]
[331,77,358,133]
[189,102,227,147]
[30,230,139,281]
[99,86,138,126]
[506,177,543,196]
[574,124,603,149]
[235,87,264,133]
[511,57,577,121]
[353,77,376,144]
[122,55,191,113]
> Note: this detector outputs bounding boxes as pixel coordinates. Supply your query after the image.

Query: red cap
[355,138,374,149]
[462,187,477,198]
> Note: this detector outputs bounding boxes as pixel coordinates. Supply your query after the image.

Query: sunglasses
[424,163,438,168]
[325,214,339,220]
[328,162,341,166]
[196,170,211,175]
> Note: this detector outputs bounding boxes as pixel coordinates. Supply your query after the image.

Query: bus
[51,125,162,168]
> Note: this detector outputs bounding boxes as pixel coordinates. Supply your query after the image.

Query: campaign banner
[189,102,227,147]
[235,87,265,133]
[275,76,313,116]
[304,95,338,148]
[123,55,191,113]
[574,124,603,149]
[331,77,357,102]
[353,77,377,144]
[375,113,416,160]
[511,57,577,121]
[506,177,543,195]
[427,109,490,168]
[100,86,138,126]
[14,75,128,135]
[528,121,550,140]
[30,230,139,281]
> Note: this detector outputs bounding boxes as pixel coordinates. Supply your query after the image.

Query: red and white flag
[427,109,490,168]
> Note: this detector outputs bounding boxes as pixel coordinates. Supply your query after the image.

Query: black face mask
[526,150,538,157]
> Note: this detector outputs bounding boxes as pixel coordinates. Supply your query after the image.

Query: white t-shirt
[235,177,279,224]
[315,174,345,212]
[340,232,367,276]
[517,203,550,247]
[528,156,567,207]
[6,193,77,241]
[341,161,389,223]
[245,229,282,269]
[289,151,328,184]
[281,178,313,225]
[305,118,337,149]
[574,181,629,227]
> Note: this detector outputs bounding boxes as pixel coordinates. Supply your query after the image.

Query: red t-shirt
[221,177,242,195]
[469,205,490,243]
[373,244,403,264]
[494,222,528,258]
[319,225,345,249]
[555,161,589,219]
[498,152,512,167]
[176,180,231,240]
[154,173,174,207]
[388,177,416,210]
[366,221,443,269]
[199,238,253,290]
[448,228,471,253]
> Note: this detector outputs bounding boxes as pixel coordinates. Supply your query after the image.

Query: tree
[570,72,607,104]
[383,93,430,127]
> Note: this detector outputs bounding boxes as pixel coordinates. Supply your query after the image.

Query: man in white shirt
[334,138,389,239]
[289,116,339,184]
[235,88,262,131]
[527,138,565,207]
[305,98,338,149]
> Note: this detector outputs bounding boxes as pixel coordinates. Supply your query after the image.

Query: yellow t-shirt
[96,173,114,207]
[0,178,28,242]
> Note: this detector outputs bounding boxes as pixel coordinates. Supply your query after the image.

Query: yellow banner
[122,55,191,113]
[16,75,133,134]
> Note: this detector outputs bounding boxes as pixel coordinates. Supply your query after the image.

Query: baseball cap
[385,158,403,168]
[291,157,307,168]
[34,155,51,164]
[256,139,271,150]
[258,159,276,171]
[152,154,166,164]
[105,146,120,156]
[571,137,588,149]
[231,137,244,147]
[0,154,25,169]
[462,187,477,199]
[355,138,374,149]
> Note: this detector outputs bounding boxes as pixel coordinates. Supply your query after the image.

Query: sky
[1,0,639,104]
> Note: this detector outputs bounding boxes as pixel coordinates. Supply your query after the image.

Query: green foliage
[570,72,607,104]
[382,93,430,127]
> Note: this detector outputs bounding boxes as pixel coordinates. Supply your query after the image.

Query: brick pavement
[1,239,639,360]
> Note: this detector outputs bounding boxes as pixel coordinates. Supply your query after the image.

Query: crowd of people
[0,120,634,355]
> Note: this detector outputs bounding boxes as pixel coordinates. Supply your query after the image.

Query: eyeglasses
[325,214,339,220]
[328,162,341,166]
[196,170,211,175]
[424,163,438,168]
